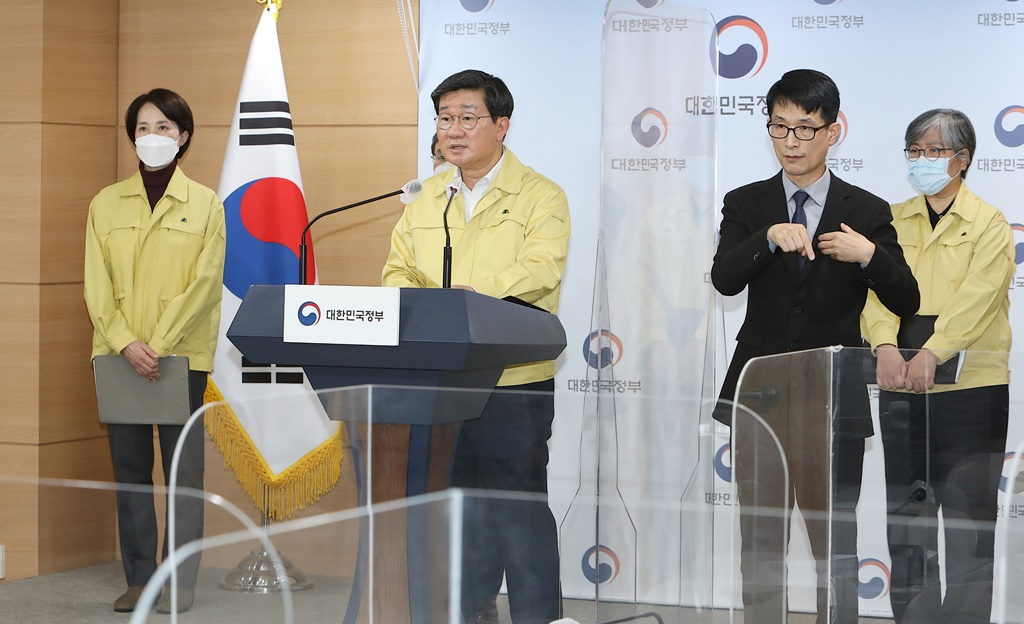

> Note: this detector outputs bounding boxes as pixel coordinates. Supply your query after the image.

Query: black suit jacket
[712,171,919,437]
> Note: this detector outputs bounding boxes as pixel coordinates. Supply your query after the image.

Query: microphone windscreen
[400,179,423,204]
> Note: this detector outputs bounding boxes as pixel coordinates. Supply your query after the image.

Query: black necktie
[792,190,809,268]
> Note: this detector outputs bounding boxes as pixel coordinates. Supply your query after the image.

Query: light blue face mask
[907,150,961,196]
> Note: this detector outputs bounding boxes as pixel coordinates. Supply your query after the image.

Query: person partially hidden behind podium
[382,69,569,624]
[711,69,919,624]
[861,109,1013,624]
[83,89,226,614]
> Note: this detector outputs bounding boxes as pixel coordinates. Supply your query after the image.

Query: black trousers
[879,385,1008,624]
[451,379,561,624]
[107,370,207,588]
[735,432,864,624]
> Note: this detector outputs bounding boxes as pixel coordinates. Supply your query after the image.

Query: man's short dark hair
[766,69,840,125]
[124,88,194,159]
[430,69,514,122]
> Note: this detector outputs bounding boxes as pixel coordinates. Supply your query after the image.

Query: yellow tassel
[204,377,344,520]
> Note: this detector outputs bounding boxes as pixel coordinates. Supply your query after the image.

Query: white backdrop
[418,0,1024,616]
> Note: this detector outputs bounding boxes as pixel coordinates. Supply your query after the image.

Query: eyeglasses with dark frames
[766,122,829,141]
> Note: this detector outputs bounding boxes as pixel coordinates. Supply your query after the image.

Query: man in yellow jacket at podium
[382,69,570,624]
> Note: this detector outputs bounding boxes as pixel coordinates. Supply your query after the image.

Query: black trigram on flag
[239,101,295,146]
[240,356,304,384]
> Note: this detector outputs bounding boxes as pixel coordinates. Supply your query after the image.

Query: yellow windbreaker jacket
[84,167,226,372]
[382,148,571,386]
[861,183,1014,392]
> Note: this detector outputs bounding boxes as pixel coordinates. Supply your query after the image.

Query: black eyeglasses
[767,122,829,141]
[435,112,492,131]
[904,146,958,162]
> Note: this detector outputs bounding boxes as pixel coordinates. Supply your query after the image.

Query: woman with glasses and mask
[861,109,1013,624]
[84,88,225,614]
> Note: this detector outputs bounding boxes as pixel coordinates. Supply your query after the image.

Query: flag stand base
[218,550,315,593]
[218,504,314,593]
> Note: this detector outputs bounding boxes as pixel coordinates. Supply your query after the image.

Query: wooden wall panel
[41,0,118,126]
[0,3,42,123]
[37,438,116,575]
[0,125,43,286]
[273,0,420,126]
[118,1,419,128]
[0,285,41,445]
[117,1,254,128]
[297,125,417,286]
[0,444,40,581]
[40,125,117,284]
[38,284,105,445]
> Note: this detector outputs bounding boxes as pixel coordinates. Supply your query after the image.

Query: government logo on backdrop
[835,110,849,145]
[858,558,891,599]
[711,16,768,79]
[1010,225,1024,265]
[714,442,732,482]
[461,0,495,12]
[1000,452,1024,493]
[994,105,1024,148]
[582,545,622,584]
[583,330,624,369]
[631,107,668,147]
[635,0,665,7]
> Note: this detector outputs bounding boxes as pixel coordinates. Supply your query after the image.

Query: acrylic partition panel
[590,0,720,621]
[732,348,834,624]
[996,428,1024,624]
[9,357,1021,623]
[851,346,1018,624]
[0,387,470,624]
[733,346,1024,624]
[194,385,470,624]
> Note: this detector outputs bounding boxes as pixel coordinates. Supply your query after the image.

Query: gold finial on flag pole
[256,0,282,21]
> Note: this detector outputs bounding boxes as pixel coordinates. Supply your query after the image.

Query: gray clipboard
[93,355,191,425]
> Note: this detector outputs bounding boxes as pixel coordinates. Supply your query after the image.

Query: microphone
[298,179,422,284]
[890,479,932,516]
[442,184,459,289]
[737,384,781,407]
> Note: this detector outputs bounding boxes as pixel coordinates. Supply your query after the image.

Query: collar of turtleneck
[139,160,178,211]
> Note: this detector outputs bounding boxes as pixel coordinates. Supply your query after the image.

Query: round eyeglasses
[435,112,492,131]
[904,146,958,162]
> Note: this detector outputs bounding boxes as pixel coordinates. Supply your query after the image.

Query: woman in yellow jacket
[84,89,225,614]
[861,109,1013,624]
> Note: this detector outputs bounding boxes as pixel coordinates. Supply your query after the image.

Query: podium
[227,285,567,623]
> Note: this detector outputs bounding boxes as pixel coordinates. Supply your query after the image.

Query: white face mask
[135,133,181,168]
[433,160,454,175]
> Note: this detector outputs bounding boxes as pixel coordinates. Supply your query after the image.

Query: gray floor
[0,561,889,623]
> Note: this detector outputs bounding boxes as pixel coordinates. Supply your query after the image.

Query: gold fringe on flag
[203,377,344,521]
